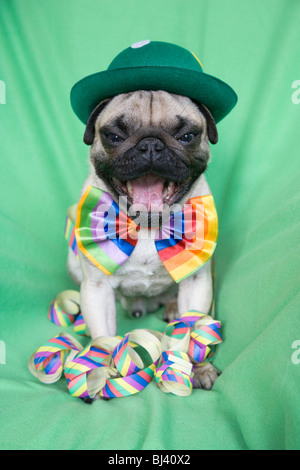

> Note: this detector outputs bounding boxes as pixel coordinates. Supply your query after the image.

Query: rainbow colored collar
[65,185,218,283]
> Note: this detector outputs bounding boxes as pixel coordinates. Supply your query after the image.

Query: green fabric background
[0,0,300,450]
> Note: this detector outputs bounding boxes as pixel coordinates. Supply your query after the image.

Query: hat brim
[70,66,238,124]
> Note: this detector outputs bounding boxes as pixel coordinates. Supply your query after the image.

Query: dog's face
[84,90,218,222]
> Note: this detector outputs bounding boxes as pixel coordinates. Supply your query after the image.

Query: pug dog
[67,90,220,390]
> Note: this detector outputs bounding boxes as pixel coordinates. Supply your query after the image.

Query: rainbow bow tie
[69,185,218,283]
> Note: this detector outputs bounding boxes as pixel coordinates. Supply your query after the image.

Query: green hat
[71,40,238,124]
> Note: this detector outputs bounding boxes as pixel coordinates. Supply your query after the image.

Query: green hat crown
[108,41,203,74]
[71,40,237,125]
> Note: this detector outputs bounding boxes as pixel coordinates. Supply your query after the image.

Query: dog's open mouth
[112,173,187,212]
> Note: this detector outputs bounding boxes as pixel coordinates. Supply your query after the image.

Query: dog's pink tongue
[131,174,164,211]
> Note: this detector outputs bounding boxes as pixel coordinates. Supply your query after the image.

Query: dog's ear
[84,98,111,145]
[192,101,218,144]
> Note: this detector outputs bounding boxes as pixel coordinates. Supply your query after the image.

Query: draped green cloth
[0,0,300,450]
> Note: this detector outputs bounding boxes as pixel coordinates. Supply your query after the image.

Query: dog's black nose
[136,137,165,161]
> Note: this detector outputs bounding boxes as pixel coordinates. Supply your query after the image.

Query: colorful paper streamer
[28,333,83,384]
[155,350,194,396]
[48,290,87,335]
[29,308,222,399]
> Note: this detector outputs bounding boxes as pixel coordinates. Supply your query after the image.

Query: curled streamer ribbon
[163,311,222,365]
[29,329,163,399]
[100,329,162,398]
[28,333,83,384]
[155,350,194,396]
[155,311,222,396]
[48,290,87,335]
[64,336,120,399]
[64,330,163,399]
[29,305,222,399]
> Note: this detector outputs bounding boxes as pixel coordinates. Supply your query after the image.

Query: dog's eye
[104,132,124,144]
[177,133,197,143]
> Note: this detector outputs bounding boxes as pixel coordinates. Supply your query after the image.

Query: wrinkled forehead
[95,90,205,133]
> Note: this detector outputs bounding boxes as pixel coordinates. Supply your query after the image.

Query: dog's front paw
[163,299,179,323]
[193,363,221,390]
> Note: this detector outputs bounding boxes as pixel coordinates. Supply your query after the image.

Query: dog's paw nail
[193,364,221,390]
